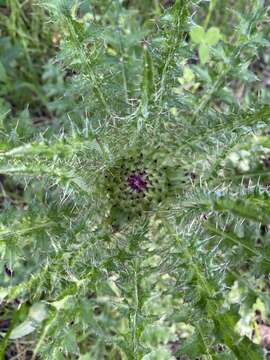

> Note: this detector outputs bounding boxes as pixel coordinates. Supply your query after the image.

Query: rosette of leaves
[101,140,190,227]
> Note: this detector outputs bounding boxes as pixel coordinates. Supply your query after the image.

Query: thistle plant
[0,0,270,359]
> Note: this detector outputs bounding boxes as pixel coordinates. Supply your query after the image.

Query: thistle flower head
[127,172,148,192]
[101,141,188,227]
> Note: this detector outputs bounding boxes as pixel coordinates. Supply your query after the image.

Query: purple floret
[127,173,148,192]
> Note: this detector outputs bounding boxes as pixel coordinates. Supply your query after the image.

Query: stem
[131,259,139,359]
[32,315,58,359]
[204,0,217,29]
[117,1,129,104]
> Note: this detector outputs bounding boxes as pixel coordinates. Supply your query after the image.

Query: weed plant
[0,0,270,359]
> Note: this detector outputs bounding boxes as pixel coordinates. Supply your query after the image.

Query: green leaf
[199,43,210,64]
[29,303,48,322]
[236,337,264,359]
[9,320,36,339]
[9,303,48,340]
[177,332,205,358]
[190,25,205,44]
[142,348,172,360]
[205,27,221,45]
[0,288,8,302]
[62,329,79,354]
[214,352,237,359]
[213,195,270,224]
[0,61,7,82]
[141,46,155,118]
[79,354,92,360]
[183,66,195,82]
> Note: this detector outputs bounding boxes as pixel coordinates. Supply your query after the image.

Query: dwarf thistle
[0,0,269,359]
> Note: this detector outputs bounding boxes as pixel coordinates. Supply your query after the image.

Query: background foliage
[0,0,270,359]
